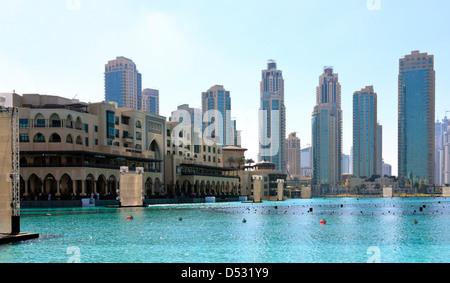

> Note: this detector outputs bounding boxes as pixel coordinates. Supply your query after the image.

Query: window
[95,139,98,145]
[107,140,113,146]
[107,111,115,139]
[94,126,98,132]
[19,119,29,129]
[19,134,29,143]
[85,137,89,147]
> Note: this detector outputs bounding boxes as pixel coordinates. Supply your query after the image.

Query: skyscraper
[312,67,342,189]
[352,86,378,178]
[377,123,383,176]
[105,57,142,110]
[142,88,160,115]
[398,51,435,185]
[259,60,286,173]
[285,133,301,179]
[435,116,449,185]
[202,85,233,146]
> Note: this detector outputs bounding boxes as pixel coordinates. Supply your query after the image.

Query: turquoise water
[0,197,449,263]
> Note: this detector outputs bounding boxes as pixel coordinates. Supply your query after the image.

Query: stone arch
[85,173,95,196]
[33,133,46,143]
[49,113,61,127]
[66,134,73,144]
[66,114,74,128]
[49,133,62,143]
[43,173,57,197]
[145,177,153,197]
[28,174,42,197]
[97,174,107,196]
[60,173,73,197]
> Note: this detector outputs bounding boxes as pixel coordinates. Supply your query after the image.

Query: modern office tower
[377,123,383,176]
[382,161,392,177]
[259,60,286,173]
[443,125,450,184]
[202,85,233,146]
[142,88,159,115]
[312,67,342,189]
[398,51,435,185]
[435,116,449,185]
[349,147,354,175]
[285,133,301,179]
[105,57,142,110]
[352,86,378,178]
[342,154,350,174]
[301,146,312,177]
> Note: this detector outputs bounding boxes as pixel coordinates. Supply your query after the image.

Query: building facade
[435,116,449,185]
[165,121,240,197]
[202,85,236,146]
[352,86,378,178]
[105,57,142,111]
[312,67,343,189]
[398,51,435,185]
[259,60,286,173]
[285,132,301,179]
[15,93,166,200]
[142,88,159,115]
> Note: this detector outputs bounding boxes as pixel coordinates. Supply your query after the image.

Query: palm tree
[226,157,236,168]
[246,159,255,167]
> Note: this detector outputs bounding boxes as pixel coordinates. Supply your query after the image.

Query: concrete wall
[0,112,12,234]
[443,186,450,197]
[120,173,143,207]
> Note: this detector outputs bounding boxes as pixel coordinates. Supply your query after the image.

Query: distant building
[382,161,392,177]
[142,88,159,115]
[301,147,312,177]
[105,57,142,111]
[202,85,234,146]
[435,116,449,185]
[312,67,342,188]
[285,133,301,179]
[342,154,350,174]
[259,60,286,173]
[353,86,378,178]
[398,51,435,185]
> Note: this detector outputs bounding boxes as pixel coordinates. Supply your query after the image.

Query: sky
[1,0,450,176]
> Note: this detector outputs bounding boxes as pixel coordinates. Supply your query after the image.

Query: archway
[97,175,107,197]
[85,174,95,196]
[44,174,57,199]
[60,174,73,198]
[145,177,153,197]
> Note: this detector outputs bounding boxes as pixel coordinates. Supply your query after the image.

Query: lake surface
[1,197,449,263]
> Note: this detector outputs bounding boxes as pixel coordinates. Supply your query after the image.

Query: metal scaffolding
[0,106,20,217]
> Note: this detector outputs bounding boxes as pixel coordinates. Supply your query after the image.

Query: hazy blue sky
[1,0,450,175]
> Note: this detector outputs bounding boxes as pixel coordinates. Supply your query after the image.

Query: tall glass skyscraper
[105,57,142,110]
[353,86,378,178]
[142,88,159,115]
[312,67,342,189]
[398,51,435,185]
[202,85,233,146]
[259,60,286,173]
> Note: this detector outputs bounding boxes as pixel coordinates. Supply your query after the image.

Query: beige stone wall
[0,112,12,233]
[443,186,450,197]
[120,173,143,207]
